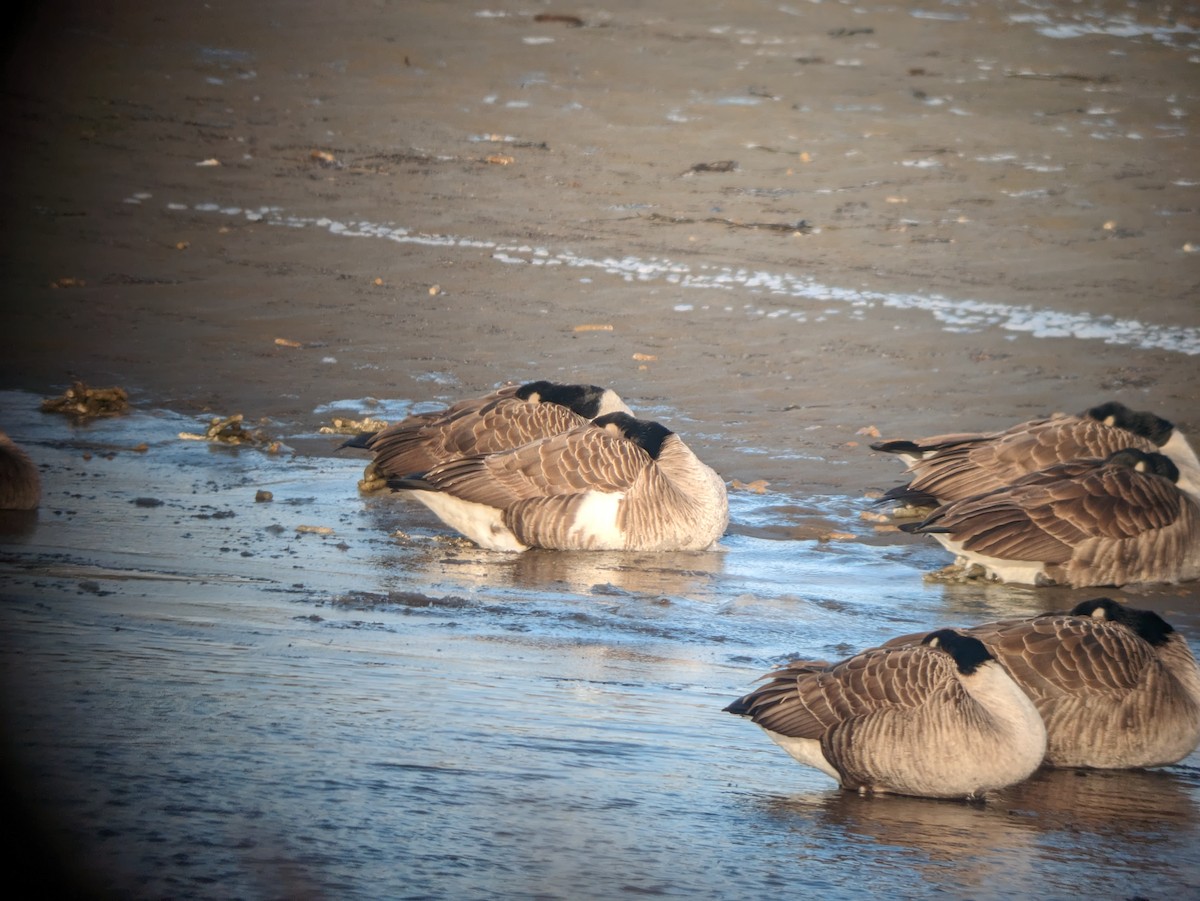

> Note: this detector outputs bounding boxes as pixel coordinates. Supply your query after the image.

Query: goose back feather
[882,598,1200,768]
[873,401,1200,507]
[348,380,632,483]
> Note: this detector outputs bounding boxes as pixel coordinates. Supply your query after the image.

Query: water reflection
[756,765,1200,895]
[996,766,1200,833]
[0,509,38,540]
[389,539,728,601]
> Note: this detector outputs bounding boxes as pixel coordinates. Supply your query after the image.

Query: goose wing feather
[969,616,1157,696]
[418,423,651,508]
[911,460,1185,561]
[883,615,1157,697]
[366,392,587,477]
[903,417,1158,502]
[730,645,956,740]
[871,414,1067,458]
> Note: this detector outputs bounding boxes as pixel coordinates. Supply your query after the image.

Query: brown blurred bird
[0,430,40,510]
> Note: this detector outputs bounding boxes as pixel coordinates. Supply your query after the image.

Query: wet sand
[2,1,1200,898]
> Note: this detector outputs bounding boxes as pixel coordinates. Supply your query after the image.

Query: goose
[724,629,1047,799]
[0,431,40,510]
[900,449,1200,587]
[344,380,633,484]
[882,598,1200,769]
[387,412,728,552]
[872,401,1200,508]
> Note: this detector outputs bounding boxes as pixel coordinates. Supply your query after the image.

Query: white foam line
[173,201,1200,355]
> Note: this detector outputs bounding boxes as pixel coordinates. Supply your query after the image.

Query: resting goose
[345,380,633,484]
[883,598,1200,769]
[0,431,40,510]
[872,401,1200,508]
[900,449,1200,587]
[387,412,728,552]
[724,629,1046,799]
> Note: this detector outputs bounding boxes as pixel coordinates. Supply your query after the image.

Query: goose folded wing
[733,647,952,738]
[972,616,1153,696]
[1035,463,1186,540]
[420,424,652,506]
[915,489,1075,562]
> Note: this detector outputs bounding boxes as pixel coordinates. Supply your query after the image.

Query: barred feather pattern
[905,453,1200,587]
[367,396,591,478]
[882,606,1200,768]
[881,414,1162,505]
[360,382,631,479]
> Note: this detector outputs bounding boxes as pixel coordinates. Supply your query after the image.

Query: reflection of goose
[388,413,728,552]
[0,431,40,510]
[724,630,1046,798]
[873,401,1200,507]
[345,381,632,483]
[884,598,1200,768]
[900,449,1200,587]
[761,765,1197,876]
[993,764,1200,834]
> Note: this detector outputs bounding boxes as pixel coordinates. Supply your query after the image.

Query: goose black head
[518,381,627,419]
[923,629,994,675]
[1104,448,1180,482]
[591,412,673,459]
[1070,597,1175,647]
[1086,401,1175,447]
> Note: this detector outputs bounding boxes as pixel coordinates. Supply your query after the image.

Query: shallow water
[1,390,1199,900]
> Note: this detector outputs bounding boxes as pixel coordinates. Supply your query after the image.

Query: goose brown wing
[448,399,587,455]
[968,616,1156,698]
[912,461,1184,560]
[420,423,652,507]
[913,488,1073,562]
[872,432,994,458]
[1027,462,1184,541]
[729,645,954,739]
[905,417,1156,502]
[872,415,1067,458]
[366,393,586,476]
